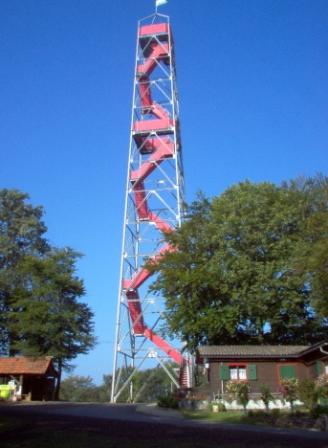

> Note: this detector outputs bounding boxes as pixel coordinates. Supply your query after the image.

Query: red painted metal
[134,136,174,155]
[133,117,174,133]
[137,43,169,77]
[139,23,169,38]
[133,182,149,219]
[123,244,173,290]
[139,77,153,109]
[130,140,173,184]
[151,102,170,120]
[126,290,146,335]
[148,212,173,233]
[143,327,183,365]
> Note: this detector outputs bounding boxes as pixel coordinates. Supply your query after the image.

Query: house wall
[23,375,56,400]
[207,360,315,398]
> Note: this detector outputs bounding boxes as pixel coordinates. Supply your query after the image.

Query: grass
[182,409,249,423]
[181,407,323,430]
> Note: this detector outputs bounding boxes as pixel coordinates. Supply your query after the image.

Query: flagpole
[155,0,168,14]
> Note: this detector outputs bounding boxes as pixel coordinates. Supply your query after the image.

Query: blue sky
[1,0,327,383]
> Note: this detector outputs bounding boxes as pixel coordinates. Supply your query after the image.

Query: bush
[260,384,274,411]
[226,380,250,413]
[310,404,328,419]
[316,374,328,399]
[298,379,320,412]
[280,379,298,412]
[211,401,226,412]
[157,392,179,409]
[271,408,281,419]
[225,380,239,403]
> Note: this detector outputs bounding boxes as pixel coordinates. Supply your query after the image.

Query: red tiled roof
[0,356,55,375]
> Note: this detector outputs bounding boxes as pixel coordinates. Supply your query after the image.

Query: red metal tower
[111,11,191,403]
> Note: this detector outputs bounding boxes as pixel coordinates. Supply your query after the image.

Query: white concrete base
[222,399,303,410]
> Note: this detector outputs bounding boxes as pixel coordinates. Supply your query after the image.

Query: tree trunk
[55,360,62,401]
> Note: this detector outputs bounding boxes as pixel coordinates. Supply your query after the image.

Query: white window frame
[229,365,247,380]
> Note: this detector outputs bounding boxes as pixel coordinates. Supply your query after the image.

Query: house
[196,342,328,408]
[0,356,58,401]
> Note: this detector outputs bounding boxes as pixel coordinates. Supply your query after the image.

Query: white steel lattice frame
[111,13,190,403]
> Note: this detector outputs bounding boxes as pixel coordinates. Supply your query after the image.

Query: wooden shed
[0,356,58,401]
[196,342,328,400]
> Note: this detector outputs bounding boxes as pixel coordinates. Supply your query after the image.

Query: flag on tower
[156,0,168,9]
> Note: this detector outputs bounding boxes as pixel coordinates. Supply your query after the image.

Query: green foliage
[225,380,250,412]
[237,383,250,412]
[157,392,179,409]
[9,249,95,368]
[310,404,328,419]
[298,379,320,412]
[280,378,299,411]
[225,380,239,403]
[148,176,328,350]
[60,376,100,402]
[316,374,328,399]
[260,384,274,411]
[61,364,177,404]
[288,175,328,317]
[270,408,281,419]
[0,189,95,397]
[109,363,177,403]
[0,189,49,354]
[215,402,227,412]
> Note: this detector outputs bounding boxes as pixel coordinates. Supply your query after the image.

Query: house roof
[197,345,310,358]
[0,356,57,376]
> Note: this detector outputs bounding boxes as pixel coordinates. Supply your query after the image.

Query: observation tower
[111,9,191,402]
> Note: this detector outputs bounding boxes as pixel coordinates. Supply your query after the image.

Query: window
[220,364,257,380]
[229,366,247,380]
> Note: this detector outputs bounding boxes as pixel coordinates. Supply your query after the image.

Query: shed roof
[198,345,310,358]
[0,356,57,376]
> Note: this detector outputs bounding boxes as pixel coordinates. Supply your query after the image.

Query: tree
[10,249,96,398]
[134,364,175,402]
[0,189,95,398]
[60,375,100,402]
[108,363,176,403]
[148,177,328,351]
[289,175,328,317]
[61,364,175,403]
[0,189,49,354]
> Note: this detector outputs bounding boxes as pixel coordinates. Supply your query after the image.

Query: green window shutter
[220,365,230,380]
[315,361,323,376]
[248,364,257,380]
[280,365,296,379]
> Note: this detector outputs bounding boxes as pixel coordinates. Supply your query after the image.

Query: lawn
[181,408,325,431]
